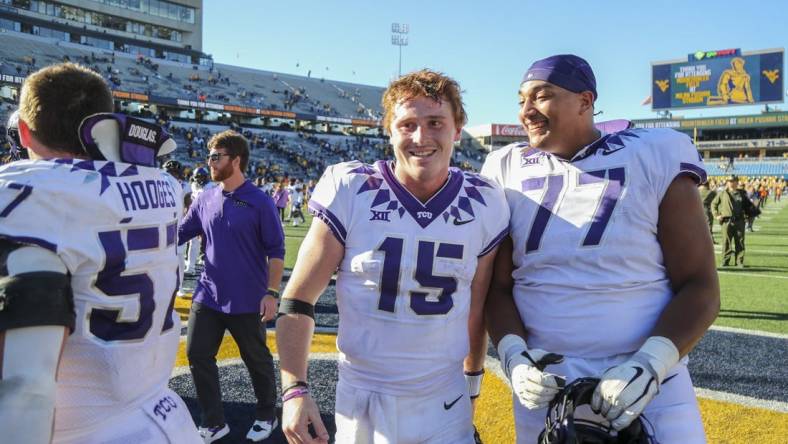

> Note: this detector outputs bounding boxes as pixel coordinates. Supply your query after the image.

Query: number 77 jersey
[481,128,707,358]
[308,160,509,396]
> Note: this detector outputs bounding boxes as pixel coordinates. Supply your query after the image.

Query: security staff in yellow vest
[711,175,757,267]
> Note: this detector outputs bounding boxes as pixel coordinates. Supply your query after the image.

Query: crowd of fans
[0,31,385,121]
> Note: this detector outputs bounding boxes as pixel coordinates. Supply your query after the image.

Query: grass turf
[712,199,788,334]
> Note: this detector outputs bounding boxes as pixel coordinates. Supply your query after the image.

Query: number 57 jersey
[0,159,184,435]
[481,128,707,359]
[308,160,509,396]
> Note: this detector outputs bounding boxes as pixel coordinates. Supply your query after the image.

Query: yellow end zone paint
[698,397,787,444]
[474,372,516,443]
[176,331,338,367]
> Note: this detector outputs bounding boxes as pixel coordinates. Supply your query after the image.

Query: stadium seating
[704,158,788,178]
[0,31,385,120]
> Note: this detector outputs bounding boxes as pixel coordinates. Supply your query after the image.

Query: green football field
[711,197,788,335]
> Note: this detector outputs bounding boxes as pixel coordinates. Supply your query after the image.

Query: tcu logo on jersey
[152,395,178,421]
[370,210,391,221]
[416,211,433,220]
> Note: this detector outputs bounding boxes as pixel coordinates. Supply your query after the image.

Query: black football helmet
[164,159,182,177]
[538,378,655,444]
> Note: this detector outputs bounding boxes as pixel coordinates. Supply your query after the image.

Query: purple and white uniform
[482,128,708,443]
[0,159,200,444]
[309,160,509,393]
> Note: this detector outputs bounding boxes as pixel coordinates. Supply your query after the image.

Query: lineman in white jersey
[0,63,201,444]
[481,55,719,443]
[277,70,509,444]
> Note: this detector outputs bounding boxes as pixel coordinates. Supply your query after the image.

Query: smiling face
[388,95,461,191]
[518,80,595,156]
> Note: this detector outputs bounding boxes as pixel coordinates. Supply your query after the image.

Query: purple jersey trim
[0,234,57,252]
[377,160,463,229]
[308,200,347,245]
[479,227,509,257]
[678,162,707,184]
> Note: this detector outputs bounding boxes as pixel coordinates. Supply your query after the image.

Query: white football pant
[335,374,475,444]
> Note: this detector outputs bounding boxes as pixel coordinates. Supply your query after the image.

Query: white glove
[591,336,679,430]
[497,334,565,410]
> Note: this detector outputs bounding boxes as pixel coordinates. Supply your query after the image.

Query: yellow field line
[699,397,787,443]
[175,330,337,367]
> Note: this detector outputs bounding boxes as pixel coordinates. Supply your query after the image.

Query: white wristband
[465,370,484,399]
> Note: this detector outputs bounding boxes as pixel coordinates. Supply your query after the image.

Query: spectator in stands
[179,130,285,443]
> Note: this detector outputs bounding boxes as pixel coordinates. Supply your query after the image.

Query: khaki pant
[721,219,745,265]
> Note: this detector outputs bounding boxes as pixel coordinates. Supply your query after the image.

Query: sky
[203,0,788,127]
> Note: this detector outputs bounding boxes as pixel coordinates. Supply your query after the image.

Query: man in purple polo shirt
[179,130,285,443]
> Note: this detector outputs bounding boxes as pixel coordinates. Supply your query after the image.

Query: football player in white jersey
[276,69,509,444]
[481,54,720,443]
[0,63,201,444]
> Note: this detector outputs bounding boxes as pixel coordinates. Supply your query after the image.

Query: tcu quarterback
[276,69,509,444]
[0,63,201,443]
[482,54,719,443]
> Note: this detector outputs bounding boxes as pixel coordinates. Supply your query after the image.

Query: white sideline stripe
[717,270,788,280]
[170,352,339,378]
[695,388,788,413]
[709,325,788,340]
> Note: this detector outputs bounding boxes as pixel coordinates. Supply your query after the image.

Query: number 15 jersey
[309,160,509,396]
[481,128,707,359]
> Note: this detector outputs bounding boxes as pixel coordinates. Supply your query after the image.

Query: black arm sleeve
[0,240,75,333]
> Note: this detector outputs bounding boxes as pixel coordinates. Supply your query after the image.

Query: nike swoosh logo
[625,366,645,388]
[600,146,625,155]
[453,218,474,226]
[444,394,463,410]
[662,373,678,384]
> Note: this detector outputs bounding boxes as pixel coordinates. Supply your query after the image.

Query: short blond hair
[19,63,113,155]
[381,69,467,133]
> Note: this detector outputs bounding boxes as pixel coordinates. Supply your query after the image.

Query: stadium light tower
[391,23,409,78]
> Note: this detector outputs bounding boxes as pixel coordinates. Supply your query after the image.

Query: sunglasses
[206,153,232,163]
